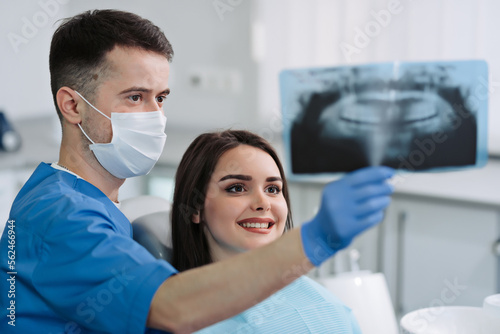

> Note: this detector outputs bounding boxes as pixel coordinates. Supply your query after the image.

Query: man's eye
[129,95,141,102]
[157,95,167,103]
[226,184,245,193]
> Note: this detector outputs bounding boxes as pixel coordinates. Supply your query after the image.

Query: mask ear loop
[78,123,96,145]
[75,91,111,145]
[75,91,111,120]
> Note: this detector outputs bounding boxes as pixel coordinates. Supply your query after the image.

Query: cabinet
[381,195,499,318]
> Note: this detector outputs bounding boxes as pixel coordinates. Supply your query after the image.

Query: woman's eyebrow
[219,174,252,182]
[218,175,283,182]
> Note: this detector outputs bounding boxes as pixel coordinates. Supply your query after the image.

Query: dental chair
[314,250,399,334]
[120,195,172,262]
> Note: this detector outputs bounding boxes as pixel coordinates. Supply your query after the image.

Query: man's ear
[191,211,200,224]
[56,87,82,125]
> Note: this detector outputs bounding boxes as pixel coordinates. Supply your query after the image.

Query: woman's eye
[226,184,245,193]
[266,185,281,194]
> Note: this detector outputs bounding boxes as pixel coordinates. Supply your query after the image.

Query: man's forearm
[147,228,314,333]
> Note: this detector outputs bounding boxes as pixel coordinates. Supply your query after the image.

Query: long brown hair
[171,130,293,272]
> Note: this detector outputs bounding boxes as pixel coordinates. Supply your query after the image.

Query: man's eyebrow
[219,174,252,182]
[118,87,170,95]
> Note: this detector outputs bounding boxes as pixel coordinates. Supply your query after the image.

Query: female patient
[170,130,361,333]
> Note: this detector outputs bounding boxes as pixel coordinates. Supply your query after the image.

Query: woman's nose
[251,191,270,211]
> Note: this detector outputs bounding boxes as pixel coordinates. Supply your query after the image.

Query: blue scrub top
[0,163,177,334]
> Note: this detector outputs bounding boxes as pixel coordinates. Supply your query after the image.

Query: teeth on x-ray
[280,60,488,175]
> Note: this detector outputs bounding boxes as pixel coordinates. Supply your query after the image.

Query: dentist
[0,9,394,334]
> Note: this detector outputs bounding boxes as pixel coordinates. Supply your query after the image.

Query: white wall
[0,0,70,120]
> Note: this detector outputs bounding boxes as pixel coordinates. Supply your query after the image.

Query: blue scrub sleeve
[30,195,176,334]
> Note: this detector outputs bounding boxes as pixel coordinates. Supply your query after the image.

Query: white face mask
[75,91,167,179]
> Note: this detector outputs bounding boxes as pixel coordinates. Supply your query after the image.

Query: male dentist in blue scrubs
[0,9,394,334]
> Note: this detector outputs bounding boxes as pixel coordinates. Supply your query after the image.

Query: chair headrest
[132,211,173,262]
[132,211,172,248]
[132,221,172,262]
[120,195,171,223]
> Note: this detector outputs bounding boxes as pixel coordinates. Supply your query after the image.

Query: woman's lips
[237,218,275,234]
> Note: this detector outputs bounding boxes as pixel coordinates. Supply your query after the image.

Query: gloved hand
[301,166,395,266]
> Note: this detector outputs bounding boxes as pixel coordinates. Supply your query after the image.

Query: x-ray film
[280,60,488,178]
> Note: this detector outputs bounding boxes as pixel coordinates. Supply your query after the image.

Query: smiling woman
[171,130,293,271]
[195,143,288,260]
[170,129,362,333]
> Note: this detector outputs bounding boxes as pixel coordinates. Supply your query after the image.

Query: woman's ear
[191,211,200,224]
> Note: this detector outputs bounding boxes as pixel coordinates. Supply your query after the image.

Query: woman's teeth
[239,222,270,229]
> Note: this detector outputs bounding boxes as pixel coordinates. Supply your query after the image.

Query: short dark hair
[171,130,294,272]
[49,9,174,120]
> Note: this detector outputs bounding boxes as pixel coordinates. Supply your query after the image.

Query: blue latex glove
[301,166,395,266]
